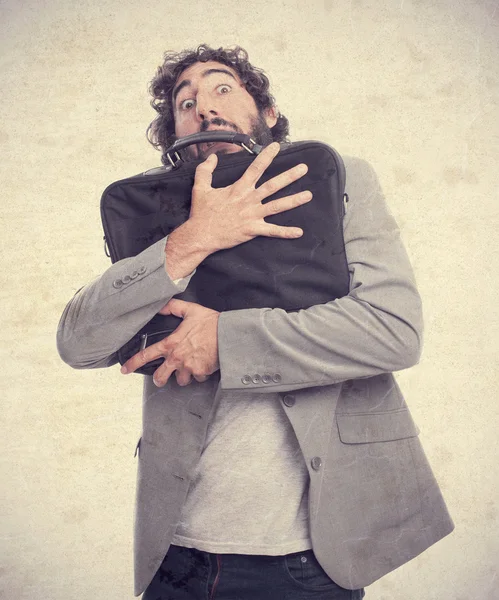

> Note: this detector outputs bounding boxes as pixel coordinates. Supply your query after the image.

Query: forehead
[174,60,241,92]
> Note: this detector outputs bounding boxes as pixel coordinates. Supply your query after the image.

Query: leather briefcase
[100,131,350,375]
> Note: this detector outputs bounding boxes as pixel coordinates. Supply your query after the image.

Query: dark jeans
[142,545,365,600]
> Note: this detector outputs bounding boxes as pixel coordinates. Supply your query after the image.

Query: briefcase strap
[165,131,263,167]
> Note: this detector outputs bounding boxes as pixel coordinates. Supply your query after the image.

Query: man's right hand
[164,142,312,280]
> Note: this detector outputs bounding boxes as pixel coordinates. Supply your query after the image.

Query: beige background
[1,0,498,598]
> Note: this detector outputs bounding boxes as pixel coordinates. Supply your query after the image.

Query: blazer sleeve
[56,236,195,369]
[217,156,424,393]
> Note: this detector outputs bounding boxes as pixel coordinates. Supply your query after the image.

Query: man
[57,44,454,599]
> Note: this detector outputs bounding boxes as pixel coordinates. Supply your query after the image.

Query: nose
[195,91,217,122]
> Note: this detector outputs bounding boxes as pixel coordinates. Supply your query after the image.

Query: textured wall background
[1,0,498,598]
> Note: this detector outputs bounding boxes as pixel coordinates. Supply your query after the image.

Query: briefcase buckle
[166,151,182,168]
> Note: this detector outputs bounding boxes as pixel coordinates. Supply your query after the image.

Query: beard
[182,110,274,162]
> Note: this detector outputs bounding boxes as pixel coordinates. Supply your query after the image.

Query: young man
[57,44,454,599]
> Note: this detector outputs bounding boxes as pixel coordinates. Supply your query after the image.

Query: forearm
[57,236,194,369]
[218,278,422,393]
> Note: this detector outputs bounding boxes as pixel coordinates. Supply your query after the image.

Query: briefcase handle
[165,131,264,167]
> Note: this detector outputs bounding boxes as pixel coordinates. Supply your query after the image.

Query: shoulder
[340,155,399,237]
[342,155,383,198]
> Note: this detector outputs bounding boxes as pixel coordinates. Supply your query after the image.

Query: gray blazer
[57,156,454,596]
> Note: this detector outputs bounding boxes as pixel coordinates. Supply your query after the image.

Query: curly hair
[146,44,290,165]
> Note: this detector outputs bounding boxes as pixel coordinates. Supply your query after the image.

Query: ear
[264,105,278,128]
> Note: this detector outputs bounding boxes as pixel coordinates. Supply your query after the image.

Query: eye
[217,84,232,94]
[180,98,195,111]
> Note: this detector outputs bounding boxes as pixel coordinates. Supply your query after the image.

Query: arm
[217,156,424,393]
[57,144,308,372]
[56,236,196,369]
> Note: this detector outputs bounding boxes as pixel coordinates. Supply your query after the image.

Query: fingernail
[120,366,128,374]
[153,377,161,387]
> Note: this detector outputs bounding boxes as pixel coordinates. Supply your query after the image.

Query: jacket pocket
[336,408,420,444]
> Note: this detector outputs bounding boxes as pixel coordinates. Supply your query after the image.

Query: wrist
[164,220,212,280]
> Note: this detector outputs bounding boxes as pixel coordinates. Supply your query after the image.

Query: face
[172,60,278,160]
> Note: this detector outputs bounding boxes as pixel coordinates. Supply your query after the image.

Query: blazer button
[252,374,261,384]
[138,266,147,275]
[130,271,139,279]
[311,457,322,471]
[262,374,272,384]
[122,275,132,284]
[272,373,282,383]
[282,394,295,407]
[241,375,252,385]
[112,279,123,289]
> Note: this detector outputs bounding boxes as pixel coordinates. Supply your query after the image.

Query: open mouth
[202,140,232,151]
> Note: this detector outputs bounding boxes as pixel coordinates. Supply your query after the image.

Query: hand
[164,142,313,280]
[190,141,313,253]
[120,299,220,387]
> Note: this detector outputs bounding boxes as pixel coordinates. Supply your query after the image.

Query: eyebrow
[172,68,237,105]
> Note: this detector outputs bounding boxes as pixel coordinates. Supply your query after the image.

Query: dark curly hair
[146,44,290,165]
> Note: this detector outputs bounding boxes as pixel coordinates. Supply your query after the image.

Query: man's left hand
[121,299,220,387]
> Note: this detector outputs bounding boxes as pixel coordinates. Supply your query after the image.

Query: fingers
[193,153,218,192]
[158,298,191,318]
[262,190,313,218]
[121,342,167,374]
[155,369,209,387]
[174,368,192,387]
[193,374,210,383]
[256,162,309,201]
[122,338,178,384]
[237,142,281,189]
[153,361,177,387]
[159,298,203,316]
[156,366,210,387]
[255,223,305,239]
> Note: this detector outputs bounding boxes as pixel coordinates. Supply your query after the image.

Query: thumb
[158,298,193,318]
[193,153,218,192]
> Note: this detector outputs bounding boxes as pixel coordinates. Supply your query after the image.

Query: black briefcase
[100,131,350,375]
